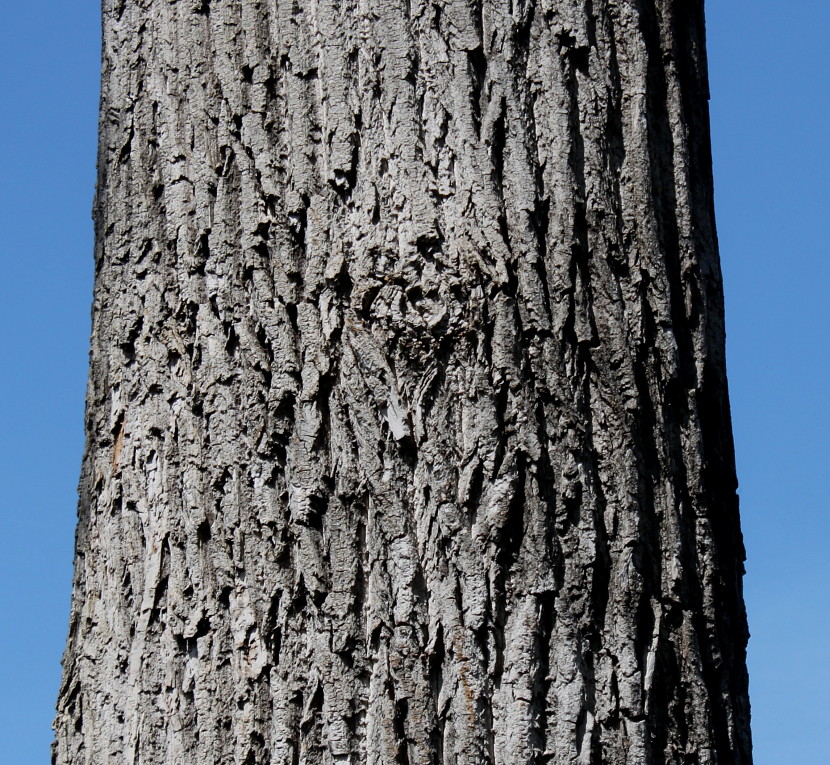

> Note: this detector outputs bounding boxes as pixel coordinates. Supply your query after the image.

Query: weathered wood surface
[55,0,752,762]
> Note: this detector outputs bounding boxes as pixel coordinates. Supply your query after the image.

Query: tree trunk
[55,0,752,762]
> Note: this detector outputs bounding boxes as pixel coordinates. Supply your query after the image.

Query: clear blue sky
[0,2,826,763]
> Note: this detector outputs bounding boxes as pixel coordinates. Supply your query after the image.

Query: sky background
[0,1,827,762]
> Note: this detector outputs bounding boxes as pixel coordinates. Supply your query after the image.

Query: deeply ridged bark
[55,0,751,762]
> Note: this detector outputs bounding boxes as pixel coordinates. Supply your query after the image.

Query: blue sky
[0,2,827,763]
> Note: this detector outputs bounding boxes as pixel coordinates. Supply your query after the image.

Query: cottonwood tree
[55,0,752,762]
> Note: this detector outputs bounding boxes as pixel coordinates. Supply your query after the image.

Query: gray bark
[55,0,752,763]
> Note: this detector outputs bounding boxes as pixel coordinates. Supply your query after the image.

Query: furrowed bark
[55,0,752,763]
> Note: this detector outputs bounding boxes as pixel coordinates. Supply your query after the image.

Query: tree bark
[55,0,752,763]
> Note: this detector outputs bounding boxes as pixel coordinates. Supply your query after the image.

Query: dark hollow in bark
[55,0,752,763]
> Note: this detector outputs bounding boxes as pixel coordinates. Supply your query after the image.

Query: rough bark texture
[55,0,751,763]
